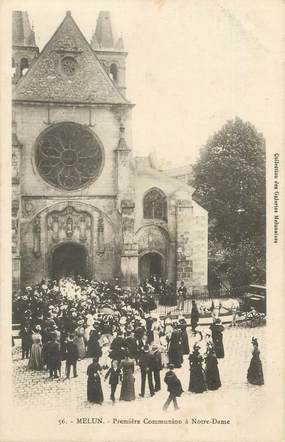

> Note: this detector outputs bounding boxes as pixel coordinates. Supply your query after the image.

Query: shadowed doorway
[51,243,87,279]
[139,252,164,283]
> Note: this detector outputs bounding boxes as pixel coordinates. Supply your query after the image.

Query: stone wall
[176,199,193,291]
[13,101,208,291]
[192,201,208,290]
[20,199,120,287]
[13,101,133,288]
[176,199,208,293]
[14,104,132,197]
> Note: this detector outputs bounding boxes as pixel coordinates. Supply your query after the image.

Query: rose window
[35,122,103,190]
[61,56,78,76]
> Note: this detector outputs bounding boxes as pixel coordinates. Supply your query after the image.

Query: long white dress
[159,335,169,367]
[152,323,161,347]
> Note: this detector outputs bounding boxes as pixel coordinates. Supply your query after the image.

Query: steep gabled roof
[13,12,130,105]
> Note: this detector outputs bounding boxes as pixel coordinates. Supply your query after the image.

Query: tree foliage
[192,117,266,288]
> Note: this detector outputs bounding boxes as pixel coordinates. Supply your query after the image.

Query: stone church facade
[12,10,208,292]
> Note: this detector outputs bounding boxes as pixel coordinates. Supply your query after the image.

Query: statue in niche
[12,152,19,183]
[24,200,35,217]
[66,206,73,215]
[66,216,73,238]
[52,215,59,242]
[33,216,41,258]
[12,199,19,218]
[79,215,87,242]
[97,213,105,255]
[12,219,18,254]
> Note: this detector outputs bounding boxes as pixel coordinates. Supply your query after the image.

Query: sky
[10,0,285,168]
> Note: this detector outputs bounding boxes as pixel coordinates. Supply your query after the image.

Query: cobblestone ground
[12,325,266,415]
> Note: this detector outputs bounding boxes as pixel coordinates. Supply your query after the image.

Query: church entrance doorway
[139,252,164,283]
[51,242,88,279]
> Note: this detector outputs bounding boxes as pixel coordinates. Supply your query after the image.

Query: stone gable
[13,13,129,105]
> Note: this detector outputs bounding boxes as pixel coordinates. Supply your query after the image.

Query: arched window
[143,188,167,221]
[109,63,118,82]
[20,58,29,76]
[12,58,16,77]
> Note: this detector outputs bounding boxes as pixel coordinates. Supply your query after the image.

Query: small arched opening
[20,58,29,77]
[109,63,118,82]
[12,58,16,77]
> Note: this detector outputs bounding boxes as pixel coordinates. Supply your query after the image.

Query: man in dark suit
[65,334,79,379]
[163,364,183,411]
[46,333,61,379]
[19,323,32,359]
[138,345,154,397]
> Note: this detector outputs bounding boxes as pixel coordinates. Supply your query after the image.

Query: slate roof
[13,12,130,105]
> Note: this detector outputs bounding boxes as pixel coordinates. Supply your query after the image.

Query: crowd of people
[15,276,264,409]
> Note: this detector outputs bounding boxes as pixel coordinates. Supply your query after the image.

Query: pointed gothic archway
[51,242,88,279]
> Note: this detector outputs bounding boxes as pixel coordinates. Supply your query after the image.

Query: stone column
[115,121,132,209]
[120,199,138,288]
[167,239,177,285]
[114,116,138,287]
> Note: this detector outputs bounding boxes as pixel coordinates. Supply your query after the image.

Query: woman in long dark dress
[168,326,183,368]
[87,329,102,359]
[119,351,135,401]
[247,337,264,385]
[205,345,221,390]
[209,318,224,358]
[190,301,200,332]
[179,318,190,355]
[188,345,207,393]
[87,358,104,404]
